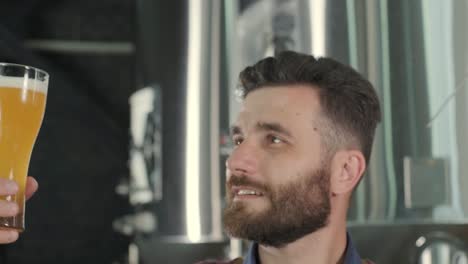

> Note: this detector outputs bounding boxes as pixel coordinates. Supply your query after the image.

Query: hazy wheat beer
[0,64,48,231]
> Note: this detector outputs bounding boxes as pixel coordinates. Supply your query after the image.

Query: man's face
[223,85,332,247]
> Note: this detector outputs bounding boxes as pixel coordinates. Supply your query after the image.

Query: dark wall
[0,0,134,263]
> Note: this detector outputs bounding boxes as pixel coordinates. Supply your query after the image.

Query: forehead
[236,85,322,129]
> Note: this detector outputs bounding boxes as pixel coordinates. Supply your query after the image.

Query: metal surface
[135,0,224,243]
[404,157,449,209]
[417,234,468,264]
[231,0,468,222]
[23,40,135,54]
[230,0,395,223]
[349,224,468,264]
[129,0,468,262]
[227,0,468,263]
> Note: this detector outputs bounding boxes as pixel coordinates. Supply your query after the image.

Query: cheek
[267,153,310,173]
[259,146,323,182]
[258,155,280,178]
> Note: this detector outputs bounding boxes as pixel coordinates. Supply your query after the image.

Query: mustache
[227,175,269,193]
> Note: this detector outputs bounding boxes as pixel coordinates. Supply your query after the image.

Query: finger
[0,230,18,244]
[25,177,38,201]
[0,179,18,196]
[0,201,18,217]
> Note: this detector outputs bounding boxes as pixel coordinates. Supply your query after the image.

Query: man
[0,177,38,244]
[223,51,380,264]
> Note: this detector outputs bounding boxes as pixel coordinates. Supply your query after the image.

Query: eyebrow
[230,122,293,138]
[256,122,292,138]
[230,125,242,136]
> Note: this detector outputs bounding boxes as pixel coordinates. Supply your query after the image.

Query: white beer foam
[0,76,48,94]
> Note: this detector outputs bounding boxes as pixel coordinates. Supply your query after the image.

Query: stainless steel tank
[130,0,468,262]
[131,0,229,263]
[227,0,468,263]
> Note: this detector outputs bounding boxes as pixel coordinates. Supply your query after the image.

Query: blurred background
[1,0,468,263]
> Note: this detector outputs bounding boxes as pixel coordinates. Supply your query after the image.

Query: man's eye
[232,137,243,146]
[268,135,283,144]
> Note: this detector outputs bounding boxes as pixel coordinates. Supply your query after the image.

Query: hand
[0,176,38,244]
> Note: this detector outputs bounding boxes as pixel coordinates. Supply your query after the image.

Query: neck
[257,201,349,264]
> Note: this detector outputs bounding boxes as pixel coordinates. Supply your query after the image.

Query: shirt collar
[243,232,361,264]
[243,243,259,264]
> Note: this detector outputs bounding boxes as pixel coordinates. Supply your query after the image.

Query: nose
[226,142,259,177]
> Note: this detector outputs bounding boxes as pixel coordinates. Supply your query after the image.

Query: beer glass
[0,63,48,231]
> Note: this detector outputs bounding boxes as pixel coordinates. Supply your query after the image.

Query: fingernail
[8,231,18,242]
[6,181,18,193]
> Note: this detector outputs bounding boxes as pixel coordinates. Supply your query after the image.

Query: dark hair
[238,51,381,163]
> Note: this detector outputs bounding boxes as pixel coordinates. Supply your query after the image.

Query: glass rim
[0,62,49,79]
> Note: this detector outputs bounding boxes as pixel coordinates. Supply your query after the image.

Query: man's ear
[329,150,366,196]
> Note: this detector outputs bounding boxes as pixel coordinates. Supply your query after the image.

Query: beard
[223,166,331,248]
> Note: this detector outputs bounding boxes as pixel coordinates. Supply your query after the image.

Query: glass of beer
[0,63,48,231]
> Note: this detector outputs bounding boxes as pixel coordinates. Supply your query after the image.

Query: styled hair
[238,51,381,163]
